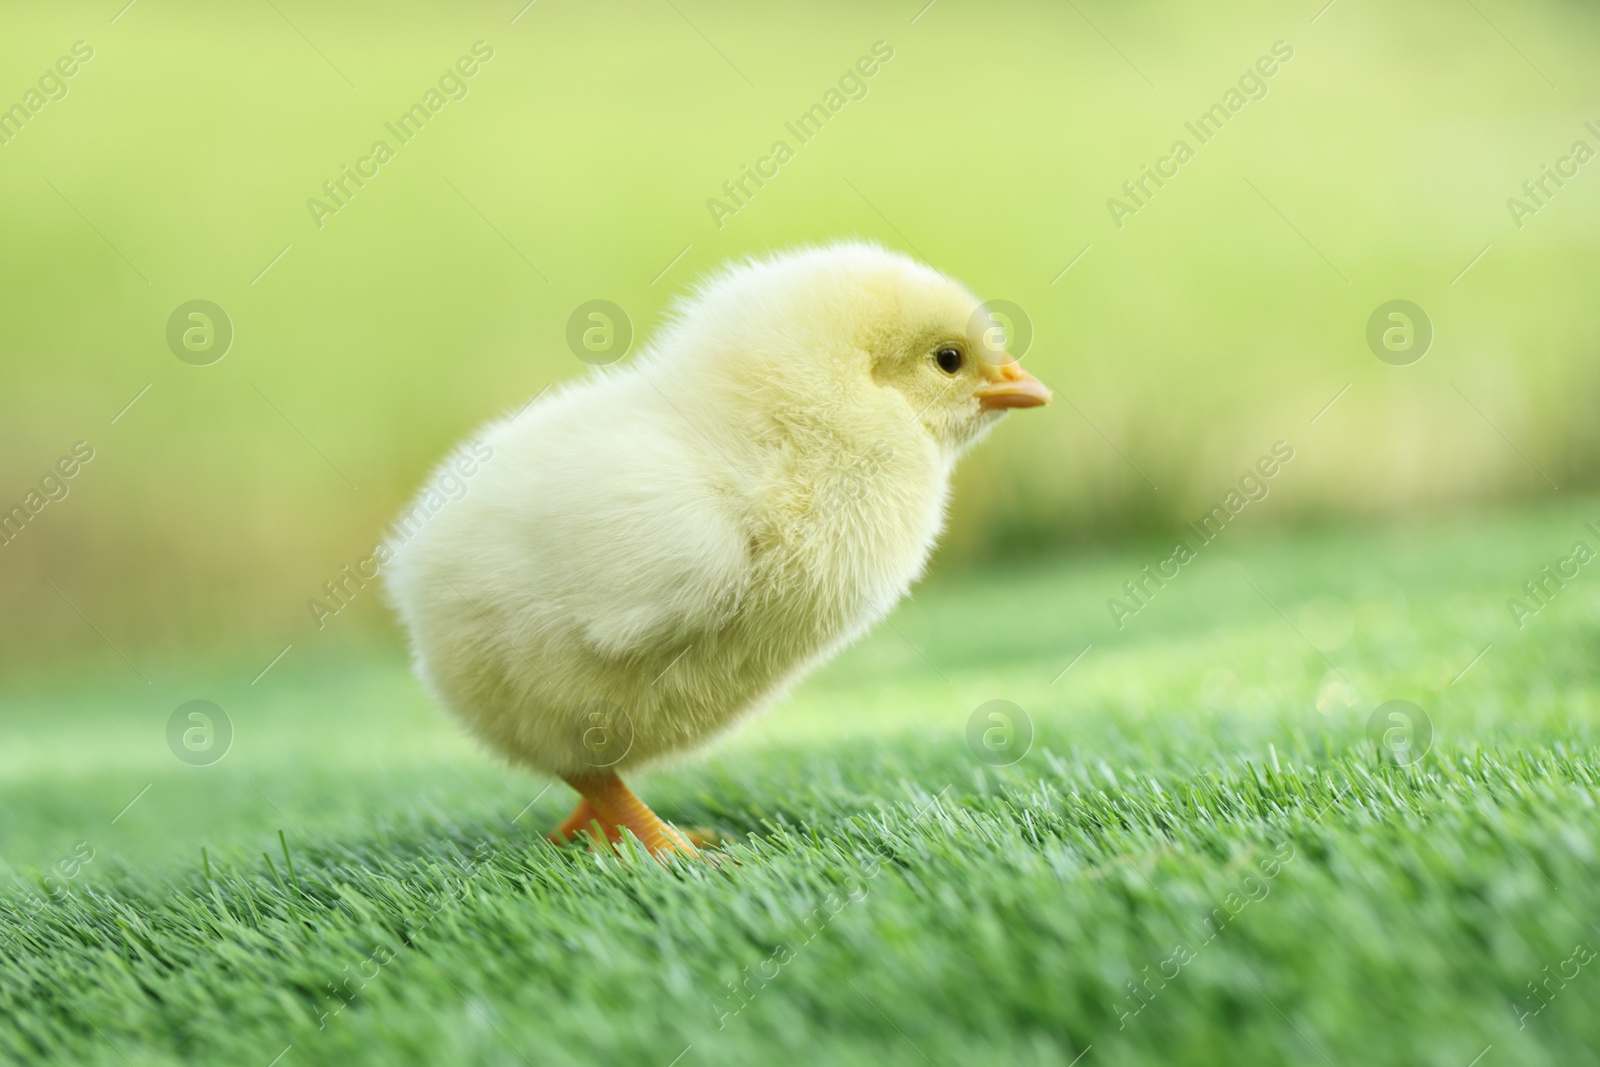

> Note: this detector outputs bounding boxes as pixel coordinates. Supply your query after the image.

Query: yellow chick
[386,243,1050,857]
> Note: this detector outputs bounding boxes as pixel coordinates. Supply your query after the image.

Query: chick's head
[849,252,1052,456]
[651,242,1050,460]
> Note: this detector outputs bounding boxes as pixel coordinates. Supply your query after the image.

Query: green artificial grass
[4,499,1600,1065]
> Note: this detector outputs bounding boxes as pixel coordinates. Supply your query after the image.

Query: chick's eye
[935,347,963,375]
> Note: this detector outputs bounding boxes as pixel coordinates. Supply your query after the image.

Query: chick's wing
[480,386,754,663]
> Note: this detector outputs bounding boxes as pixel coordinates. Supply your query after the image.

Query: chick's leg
[546,799,621,846]
[560,772,698,857]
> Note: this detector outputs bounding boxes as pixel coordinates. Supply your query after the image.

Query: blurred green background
[1,0,1596,666]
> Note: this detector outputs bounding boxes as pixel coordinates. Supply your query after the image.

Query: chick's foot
[557,772,702,863]
[547,798,621,846]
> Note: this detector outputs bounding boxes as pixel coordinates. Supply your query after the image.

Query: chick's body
[387,243,1047,788]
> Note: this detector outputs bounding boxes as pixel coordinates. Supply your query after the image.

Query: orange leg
[558,772,699,859]
[546,798,622,846]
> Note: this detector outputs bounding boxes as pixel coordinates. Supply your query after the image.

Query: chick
[386,242,1050,857]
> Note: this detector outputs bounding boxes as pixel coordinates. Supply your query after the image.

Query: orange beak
[974,356,1052,411]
